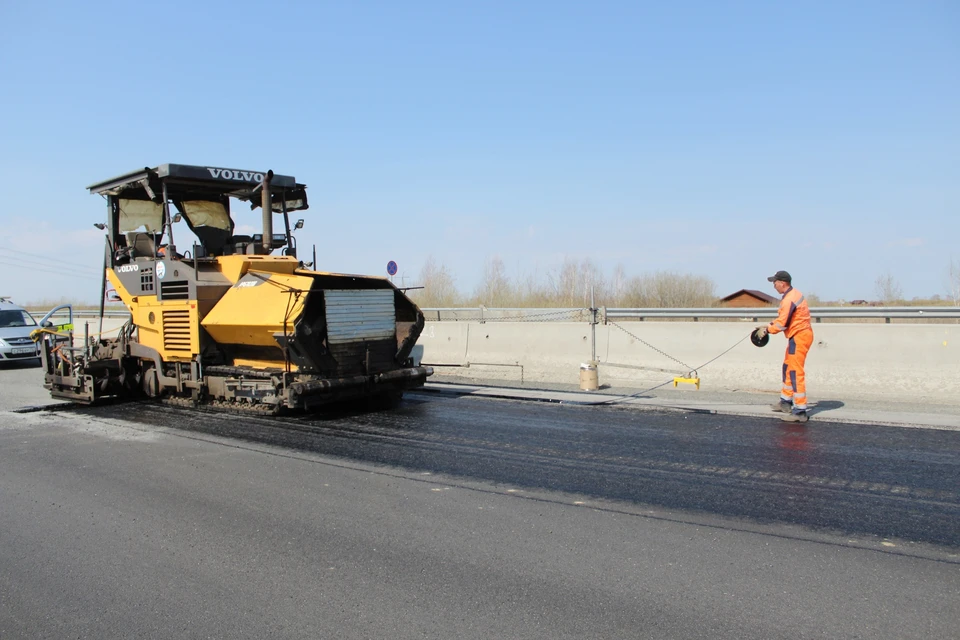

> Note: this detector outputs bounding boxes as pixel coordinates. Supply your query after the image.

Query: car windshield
[0,309,37,328]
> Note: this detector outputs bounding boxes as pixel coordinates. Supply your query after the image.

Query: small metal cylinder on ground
[580,361,599,391]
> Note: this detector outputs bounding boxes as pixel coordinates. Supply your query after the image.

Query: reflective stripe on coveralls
[768,286,813,413]
[780,330,813,410]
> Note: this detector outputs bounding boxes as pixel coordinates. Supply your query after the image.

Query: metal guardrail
[605,306,960,321]
[419,308,592,323]
[422,306,960,323]
[33,306,960,322]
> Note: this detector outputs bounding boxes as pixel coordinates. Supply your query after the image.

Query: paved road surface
[2,383,959,639]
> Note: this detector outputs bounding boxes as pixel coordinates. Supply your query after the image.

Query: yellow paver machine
[38,164,431,413]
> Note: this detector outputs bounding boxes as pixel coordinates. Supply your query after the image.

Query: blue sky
[1,0,957,304]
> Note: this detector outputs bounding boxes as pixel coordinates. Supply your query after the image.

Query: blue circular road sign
[387,260,398,276]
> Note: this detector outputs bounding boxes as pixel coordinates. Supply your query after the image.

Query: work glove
[755,326,768,339]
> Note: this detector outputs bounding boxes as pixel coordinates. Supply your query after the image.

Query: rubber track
[161,394,280,416]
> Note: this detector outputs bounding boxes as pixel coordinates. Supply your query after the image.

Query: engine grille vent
[162,309,192,352]
[161,280,189,301]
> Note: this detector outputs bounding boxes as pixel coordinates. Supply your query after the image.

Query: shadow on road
[0,359,42,370]
[810,399,845,416]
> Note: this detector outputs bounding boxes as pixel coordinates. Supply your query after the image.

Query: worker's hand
[755,326,768,339]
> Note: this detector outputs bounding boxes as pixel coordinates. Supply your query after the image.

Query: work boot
[771,401,792,413]
[781,411,808,423]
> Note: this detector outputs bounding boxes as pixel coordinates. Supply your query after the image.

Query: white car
[0,297,41,365]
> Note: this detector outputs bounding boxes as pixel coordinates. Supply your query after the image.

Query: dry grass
[410,257,721,309]
[24,296,126,312]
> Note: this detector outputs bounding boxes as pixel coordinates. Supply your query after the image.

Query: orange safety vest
[768,287,812,338]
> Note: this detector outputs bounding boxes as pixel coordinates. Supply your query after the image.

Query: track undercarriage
[39,323,431,416]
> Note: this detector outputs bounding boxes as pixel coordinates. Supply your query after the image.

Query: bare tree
[619,271,716,308]
[874,272,903,304]
[947,257,960,306]
[549,258,578,305]
[473,256,512,306]
[610,264,628,306]
[547,257,608,307]
[579,259,607,306]
[410,257,459,307]
[513,267,554,307]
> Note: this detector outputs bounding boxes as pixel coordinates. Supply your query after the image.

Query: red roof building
[719,289,779,307]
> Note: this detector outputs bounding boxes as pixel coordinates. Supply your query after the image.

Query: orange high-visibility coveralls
[767,287,813,411]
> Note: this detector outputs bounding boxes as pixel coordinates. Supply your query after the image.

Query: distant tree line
[410,256,718,308]
[409,256,960,309]
[873,262,960,306]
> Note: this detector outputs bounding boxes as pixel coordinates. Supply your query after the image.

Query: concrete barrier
[415,321,960,405]
[65,312,959,405]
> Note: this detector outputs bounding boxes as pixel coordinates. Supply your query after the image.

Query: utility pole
[590,286,597,362]
[580,286,600,391]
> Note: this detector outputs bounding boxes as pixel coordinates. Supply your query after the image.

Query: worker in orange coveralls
[755,270,814,423]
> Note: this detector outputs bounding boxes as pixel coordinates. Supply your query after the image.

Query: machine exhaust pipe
[261,169,274,251]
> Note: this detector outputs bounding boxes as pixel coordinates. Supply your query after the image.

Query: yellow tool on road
[673,376,700,389]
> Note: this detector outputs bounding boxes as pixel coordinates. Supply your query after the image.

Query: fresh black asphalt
[2,391,958,639]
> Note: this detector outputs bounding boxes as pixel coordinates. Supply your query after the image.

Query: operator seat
[191,226,231,256]
[126,232,159,259]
